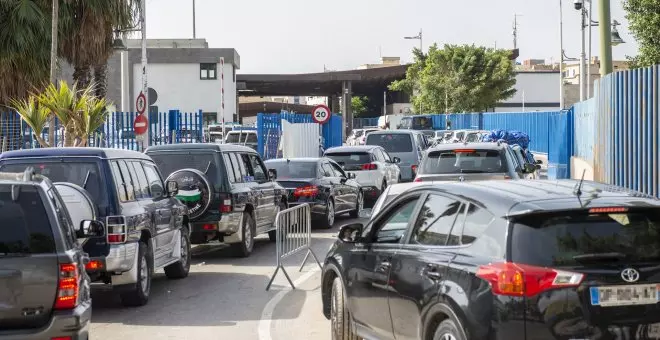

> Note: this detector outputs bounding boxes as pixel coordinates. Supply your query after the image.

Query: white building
[493,71,560,112]
[110,38,240,126]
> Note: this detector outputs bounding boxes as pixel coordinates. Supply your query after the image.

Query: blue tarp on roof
[481,129,531,149]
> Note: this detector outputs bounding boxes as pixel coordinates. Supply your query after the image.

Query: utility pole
[139,0,149,150]
[404,29,423,115]
[579,5,587,101]
[48,0,59,145]
[192,0,196,39]
[559,0,564,109]
[599,0,613,75]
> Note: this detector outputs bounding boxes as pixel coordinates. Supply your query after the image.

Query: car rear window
[0,184,55,255]
[366,134,413,153]
[226,133,241,143]
[512,211,660,267]
[265,161,317,179]
[325,152,371,171]
[421,149,506,174]
[0,161,106,206]
[149,153,219,182]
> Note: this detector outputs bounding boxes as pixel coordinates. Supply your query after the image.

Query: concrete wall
[571,157,594,180]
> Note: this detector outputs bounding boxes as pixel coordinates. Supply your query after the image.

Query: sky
[144,0,638,74]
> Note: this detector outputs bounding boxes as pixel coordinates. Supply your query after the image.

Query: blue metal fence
[257,112,343,160]
[572,64,660,196]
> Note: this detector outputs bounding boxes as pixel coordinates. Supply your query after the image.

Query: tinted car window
[226,133,240,143]
[117,161,136,201]
[229,153,244,183]
[143,163,164,198]
[512,211,660,267]
[372,198,419,243]
[410,194,462,246]
[222,153,238,183]
[249,155,268,182]
[265,161,318,178]
[246,133,257,143]
[0,185,56,254]
[459,204,494,244]
[421,149,507,174]
[150,153,218,181]
[0,161,105,205]
[129,162,150,198]
[366,134,413,153]
[47,188,76,247]
[110,161,129,202]
[325,152,371,171]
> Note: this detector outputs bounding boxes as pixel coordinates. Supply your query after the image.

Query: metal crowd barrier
[266,203,321,291]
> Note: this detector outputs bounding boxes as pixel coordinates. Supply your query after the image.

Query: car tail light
[51,337,72,340]
[414,177,422,182]
[361,163,378,170]
[106,216,126,244]
[54,264,79,310]
[203,224,217,230]
[454,149,475,153]
[294,185,319,197]
[504,175,512,179]
[85,260,103,271]
[589,207,628,213]
[476,262,584,297]
[411,165,418,175]
[220,198,232,213]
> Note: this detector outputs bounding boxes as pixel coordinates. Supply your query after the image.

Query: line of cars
[319,131,660,339]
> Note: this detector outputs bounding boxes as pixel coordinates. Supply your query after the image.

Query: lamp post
[404,29,423,115]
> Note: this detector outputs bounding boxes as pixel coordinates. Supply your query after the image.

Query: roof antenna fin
[574,169,586,196]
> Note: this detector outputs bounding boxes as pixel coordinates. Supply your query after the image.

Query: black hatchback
[322,180,660,340]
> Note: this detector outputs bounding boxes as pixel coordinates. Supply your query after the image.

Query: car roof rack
[0,167,39,182]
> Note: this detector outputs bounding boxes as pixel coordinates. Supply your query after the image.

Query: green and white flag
[176,189,201,202]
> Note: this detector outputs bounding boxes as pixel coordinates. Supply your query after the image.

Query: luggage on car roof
[482,129,531,149]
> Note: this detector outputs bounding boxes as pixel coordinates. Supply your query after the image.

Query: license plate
[590,284,660,307]
[648,323,660,338]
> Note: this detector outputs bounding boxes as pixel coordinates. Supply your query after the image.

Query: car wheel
[120,242,151,307]
[164,226,191,279]
[331,277,359,340]
[349,191,363,218]
[322,199,335,229]
[231,212,255,257]
[381,180,388,193]
[433,319,465,340]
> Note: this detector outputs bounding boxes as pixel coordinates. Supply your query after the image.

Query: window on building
[200,63,217,80]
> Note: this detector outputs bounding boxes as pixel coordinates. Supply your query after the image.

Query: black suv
[145,144,287,257]
[0,168,99,339]
[322,180,660,340]
[0,148,190,307]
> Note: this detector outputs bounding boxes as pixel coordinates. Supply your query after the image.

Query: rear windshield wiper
[573,252,626,262]
[459,169,486,174]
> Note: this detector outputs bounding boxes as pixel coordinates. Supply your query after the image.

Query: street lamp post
[404,29,423,115]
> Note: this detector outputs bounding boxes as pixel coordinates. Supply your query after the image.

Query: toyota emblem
[621,268,640,283]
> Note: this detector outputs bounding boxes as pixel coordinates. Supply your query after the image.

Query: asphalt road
[90,215,362,340]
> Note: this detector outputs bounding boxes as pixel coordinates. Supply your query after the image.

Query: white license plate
[590,284,660,307]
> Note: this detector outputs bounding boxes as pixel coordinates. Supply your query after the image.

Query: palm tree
[58,0,140,96]
[0,0,51,105]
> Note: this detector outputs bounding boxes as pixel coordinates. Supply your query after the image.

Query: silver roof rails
[0,167,37,182]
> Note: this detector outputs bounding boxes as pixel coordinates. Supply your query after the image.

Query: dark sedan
[264,157,363,228]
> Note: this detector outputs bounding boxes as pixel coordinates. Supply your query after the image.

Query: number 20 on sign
[312,104,331,125]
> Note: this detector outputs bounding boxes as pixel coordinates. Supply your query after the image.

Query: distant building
[357,57,401,70]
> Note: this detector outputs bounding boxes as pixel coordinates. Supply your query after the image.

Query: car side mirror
[535,164,542,170]
[392,157,401,164]
[524,163,536,173]
[536,159,543,165]
[268,169,277,181]
[166,180,179,197]
[338,223,364,243]
[77,220,104,238]
[347,172,356,179]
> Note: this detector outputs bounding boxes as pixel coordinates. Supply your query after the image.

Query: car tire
[164,226,191,279]
[381,180,388,193]
[433,319,465,340]
[331,277,359,340]
[322,199,335,229]
[119,242,151,307]
[349,191,363,218]
[230,212,255,258]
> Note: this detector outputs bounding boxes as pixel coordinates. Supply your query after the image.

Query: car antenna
[574,169,587,196]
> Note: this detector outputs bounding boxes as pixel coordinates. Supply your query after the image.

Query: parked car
[225,130,258,150]
[264,157,362,228]
[365,130,427,182]
[324,145,401,203]
[0,168,97,339]
[430,130,448,144]
[414,142,526,182]
[510,144,542,179]
[0,148,191,307]
[146,143,286,257]
[322,179,660,340]
[464,129,489,142]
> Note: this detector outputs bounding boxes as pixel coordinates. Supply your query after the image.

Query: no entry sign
[312,104,331,124]
[134,114,148,135]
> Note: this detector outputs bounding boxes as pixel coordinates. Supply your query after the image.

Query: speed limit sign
[312,104,331,124]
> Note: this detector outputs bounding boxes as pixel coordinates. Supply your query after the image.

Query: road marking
[258,267,320,340]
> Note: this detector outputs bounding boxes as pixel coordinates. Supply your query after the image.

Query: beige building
[563,57,629,86]
[357,57,401,70]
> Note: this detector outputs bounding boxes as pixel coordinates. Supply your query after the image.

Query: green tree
[623,0,660,68]
[351,96,369,117]
[390,44,516,113]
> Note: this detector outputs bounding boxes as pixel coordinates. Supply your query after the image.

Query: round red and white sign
[134,114,148,135]
[136,91,147,114]
[312,104,331,124]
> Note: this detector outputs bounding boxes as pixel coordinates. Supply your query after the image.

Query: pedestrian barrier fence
[266,203,321,291]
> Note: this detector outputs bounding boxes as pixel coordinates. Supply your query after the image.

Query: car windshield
[0,184,55,255]
[512,211,660,267]
[421,149,506,174]
[0,161,105,206]
[325,152,371,171]
[265,161,317,178]
[366,133,413,153]
[149,153,218,181]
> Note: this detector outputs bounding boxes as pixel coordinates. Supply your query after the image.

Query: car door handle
[425,264,443,280]
[378,261,391,272]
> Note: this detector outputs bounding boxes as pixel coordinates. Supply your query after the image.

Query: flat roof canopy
[236,65,409,96]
